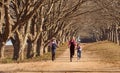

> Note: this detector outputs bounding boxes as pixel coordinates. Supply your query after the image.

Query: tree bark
[11,36,20,60]
[117,28,120,45]
[18,33,28,61]
[0,42,5,59]
[32,41,37,57]
[36,33,44,56]
[26,39,32,58]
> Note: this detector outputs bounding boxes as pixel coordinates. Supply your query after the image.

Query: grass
[56,43,68,55]
[84,41,120,64]
[0,58,13,63]
[0,43,68,64]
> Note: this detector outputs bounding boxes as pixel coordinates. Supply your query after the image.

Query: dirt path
[0,44,120,73]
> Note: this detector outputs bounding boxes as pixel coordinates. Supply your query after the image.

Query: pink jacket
[68,39,76,46]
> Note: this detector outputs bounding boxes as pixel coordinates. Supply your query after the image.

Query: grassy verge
[84,41,120,64]
[0,43,67,63]
[56,43,68,57]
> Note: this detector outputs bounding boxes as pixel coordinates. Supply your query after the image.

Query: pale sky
[6,40,12,45]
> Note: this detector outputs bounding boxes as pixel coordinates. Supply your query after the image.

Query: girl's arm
[80,46,82,50]
[56,43,59,48]
[68,41,70,48]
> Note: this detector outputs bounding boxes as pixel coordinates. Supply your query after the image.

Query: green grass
[84,41,120,64]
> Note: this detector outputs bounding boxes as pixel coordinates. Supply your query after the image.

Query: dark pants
[51,48,56,61]
[77,50,81,59]
[70,46,75,61]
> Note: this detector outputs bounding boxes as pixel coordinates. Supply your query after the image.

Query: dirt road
[0,44,120,73]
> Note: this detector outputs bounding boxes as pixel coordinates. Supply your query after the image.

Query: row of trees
[80,0,120,45]
[0,0,94,60]
[92,0,120,45]
[0,0,120,61]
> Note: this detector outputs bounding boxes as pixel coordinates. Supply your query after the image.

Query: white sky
[6,40,12,45]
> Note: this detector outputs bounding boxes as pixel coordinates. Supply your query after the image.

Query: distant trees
[79,0,120,45]
[91,0,120,45]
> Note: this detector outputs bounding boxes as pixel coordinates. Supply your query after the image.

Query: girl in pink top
[68,37,76,62]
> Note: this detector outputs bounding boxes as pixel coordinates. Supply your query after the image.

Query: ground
[0,42,120,73]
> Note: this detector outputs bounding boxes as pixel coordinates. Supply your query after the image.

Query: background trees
[0,0,120,61]
[92,0,120,44]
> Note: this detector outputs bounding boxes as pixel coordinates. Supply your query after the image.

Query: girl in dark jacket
[49,38,58,61]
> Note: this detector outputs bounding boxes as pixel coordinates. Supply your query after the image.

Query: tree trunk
[40,45,44,56]
[11,38,20,60]
[36,38,41,56]
[26,39,32,58]
[19,42,25,61]
[13,43,20,60]
[115,28,118,44]
[0,42,5,59]
[18,35,28,61]
[36,33,44,56]
[110,30,112,41]
[65,36,68,42]
[107,28,110,41]
[33,41,37,57]
[114,27,117,43]
[112,29,114,42]
[116,32,119,45]
[43,43,49,54]
[119,33,120,45]
[62,35,65,44]
[117,28,120,45]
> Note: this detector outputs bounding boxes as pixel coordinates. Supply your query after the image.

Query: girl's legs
[52,53,55,61]
[70,46,75,62]
[70,48,72,62]
[80,51,81,58]
[77,50,81,60]
[52,48,56,61]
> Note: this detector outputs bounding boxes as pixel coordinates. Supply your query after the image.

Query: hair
[70,36,75,40]
[77,43,80,46]
[51,38,56,42]
[52,37,56,40]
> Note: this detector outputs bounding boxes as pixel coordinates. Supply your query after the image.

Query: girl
[76,43,82,60]
[69,37,76,62]
[49,38,58,61]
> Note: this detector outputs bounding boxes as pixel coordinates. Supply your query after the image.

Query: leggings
[70,46,75,58]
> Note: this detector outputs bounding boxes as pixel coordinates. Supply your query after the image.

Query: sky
[6,40,12,45]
